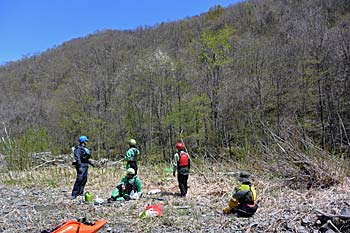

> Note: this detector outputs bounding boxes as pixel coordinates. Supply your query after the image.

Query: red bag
[145,204,163,216]
[139,204,163,218]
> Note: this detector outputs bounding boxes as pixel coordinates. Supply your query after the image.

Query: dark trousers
[177,173,189,196]
[71,163,88,197]
[233,203,258,217]
[127,161,138,175]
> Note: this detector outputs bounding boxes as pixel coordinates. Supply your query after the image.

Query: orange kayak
[47,219,107,233]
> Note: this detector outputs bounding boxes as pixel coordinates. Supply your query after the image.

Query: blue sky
[0,0,242,65]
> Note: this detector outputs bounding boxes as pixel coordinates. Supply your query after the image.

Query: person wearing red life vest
[173,142,191,197]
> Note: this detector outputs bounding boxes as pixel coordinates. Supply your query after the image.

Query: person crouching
[223,171,258,217]
[108,168,142,202]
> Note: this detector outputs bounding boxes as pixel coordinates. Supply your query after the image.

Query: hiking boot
[79,195,85,204]
[107,197,114,203]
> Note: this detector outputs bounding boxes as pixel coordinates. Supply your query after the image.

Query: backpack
[178,152,189,167]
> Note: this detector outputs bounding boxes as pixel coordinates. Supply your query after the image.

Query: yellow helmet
[129,139,137,146]
[127,168,136,175]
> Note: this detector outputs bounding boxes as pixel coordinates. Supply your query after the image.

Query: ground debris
[0,169,349,232]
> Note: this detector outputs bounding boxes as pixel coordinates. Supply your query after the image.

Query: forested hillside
[1,0,350,172]
[1,1,350,232]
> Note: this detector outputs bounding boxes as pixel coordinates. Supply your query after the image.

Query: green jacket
[124,147,139,162]
[120,175,143,194]
[111,175,143,199]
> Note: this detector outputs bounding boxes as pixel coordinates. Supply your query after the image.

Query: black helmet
[237,171,251,183]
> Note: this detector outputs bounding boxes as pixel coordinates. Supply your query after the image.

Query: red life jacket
[178,152,189,167]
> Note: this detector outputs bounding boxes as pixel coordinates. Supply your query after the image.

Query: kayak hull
[50,219,107,233]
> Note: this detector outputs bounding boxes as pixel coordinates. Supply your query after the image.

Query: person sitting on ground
[108,168,142,202]
[223,171,258,217]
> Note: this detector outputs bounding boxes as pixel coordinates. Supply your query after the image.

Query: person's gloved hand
[78,167,84,173]
[173,170,176,177]
[130,192,139,200]
[223,207,232,214]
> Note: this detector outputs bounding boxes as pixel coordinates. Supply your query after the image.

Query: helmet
[79,136,89,143]
[175,142,185,150]
[129,139,137,146]
[127,168,136,175]
[237,171,251,183]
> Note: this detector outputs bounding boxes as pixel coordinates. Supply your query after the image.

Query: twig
[337,111,350,146]
[173,205,190,209]
[32,159,63,170]
[327,220,342,233]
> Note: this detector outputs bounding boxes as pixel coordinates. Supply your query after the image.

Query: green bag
[85,191,93,203]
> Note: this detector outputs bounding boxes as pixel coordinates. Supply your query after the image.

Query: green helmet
[129,139,137,146]
[127,168,136,175]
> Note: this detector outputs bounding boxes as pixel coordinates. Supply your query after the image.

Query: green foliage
[196,26,235,71]
[162,95,210,142]
[0,127,51,170]
[21,128,50,153]
[57,96,115,159]
[227,146,249,163]
[0,135,17,168]
[1,0,350,161]
[58,97,95,136]
[140,150,164,166]
[141,161,174,184]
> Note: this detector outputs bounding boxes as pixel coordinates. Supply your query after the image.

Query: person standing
[71,135,94,201]
[124,139,140,175]
[173,142,190,197]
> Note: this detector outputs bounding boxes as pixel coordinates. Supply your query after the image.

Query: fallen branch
[315,209,350,219]
[327,219,342,233]
[173,205,191,209]
[32,159,64,170]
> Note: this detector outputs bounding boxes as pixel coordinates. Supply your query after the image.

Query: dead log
[315,209,350,219]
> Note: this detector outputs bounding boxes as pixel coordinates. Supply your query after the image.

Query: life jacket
[75,146,91,162]
[178,151,189,167]
[233,183,257,204]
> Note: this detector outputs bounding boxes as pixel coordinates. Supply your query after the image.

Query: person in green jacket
[223,171,258,217]
[108,168,142,202]
[124,139,140,175]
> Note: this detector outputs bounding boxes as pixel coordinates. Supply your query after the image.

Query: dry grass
[0,161,350,232]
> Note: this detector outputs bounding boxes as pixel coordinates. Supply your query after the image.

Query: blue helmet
[79,136,89,143]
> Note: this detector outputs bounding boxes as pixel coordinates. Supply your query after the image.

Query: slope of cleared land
[0,162,349,232]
